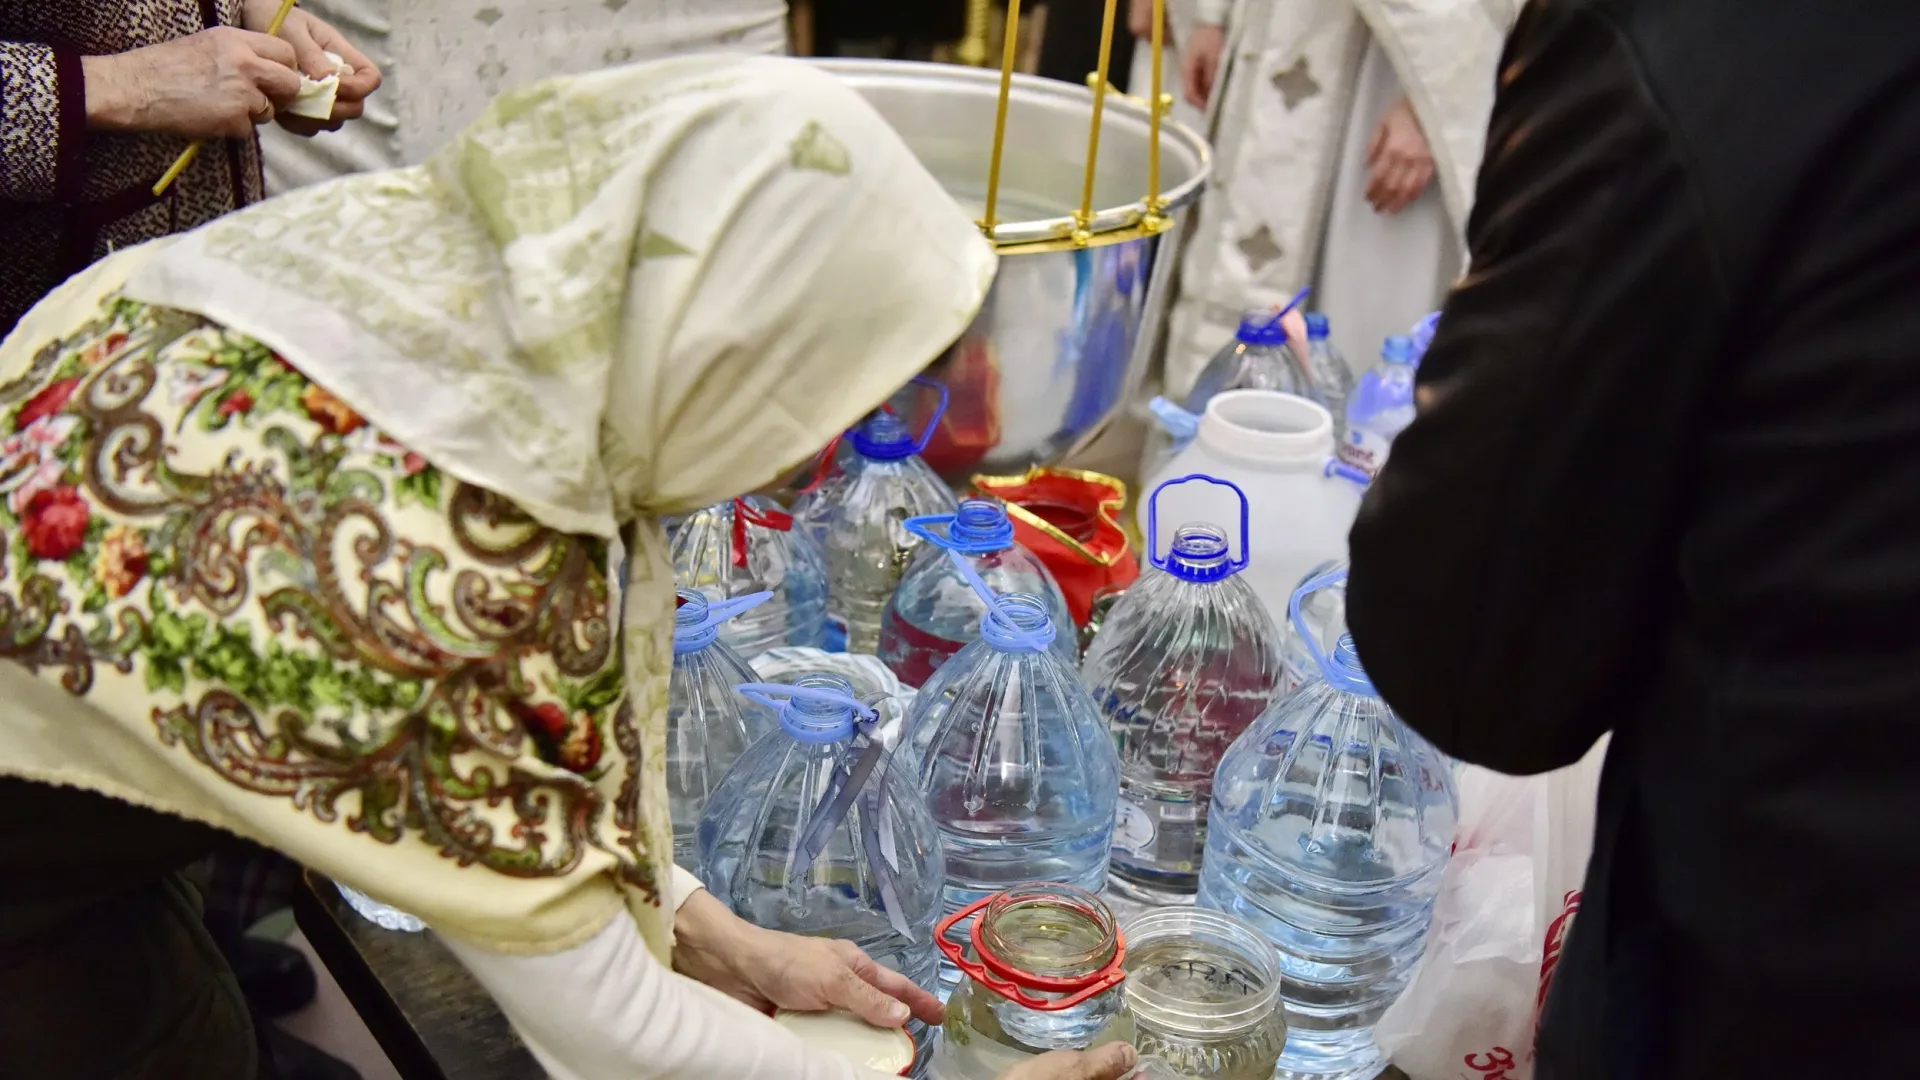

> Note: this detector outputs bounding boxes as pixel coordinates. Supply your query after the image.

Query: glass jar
[1121,908,1288,1079]
[932,885,1135,1080]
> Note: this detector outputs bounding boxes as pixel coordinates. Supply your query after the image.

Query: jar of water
[932,884,1134,1080]
[1121,908,1288,1079]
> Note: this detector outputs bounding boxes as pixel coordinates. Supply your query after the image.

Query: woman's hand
[998,1044,1140,1080]
[82,29,302,138]
[672,889,945,1028]
[242,0,382,135]
[1181,23,1226,109]
[1364,96,1435,214]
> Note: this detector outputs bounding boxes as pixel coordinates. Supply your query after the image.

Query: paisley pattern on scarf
[0,293,658,899]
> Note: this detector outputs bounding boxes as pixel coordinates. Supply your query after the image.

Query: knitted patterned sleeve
[0,40,84,202]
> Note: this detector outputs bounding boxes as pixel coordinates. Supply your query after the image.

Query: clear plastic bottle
[879,498,1077,687]
[669,590,780,871]
[1182,310,1317,416]
[1121,907,1289,1080]
[899,565,1119,992]
[793,388,958,654]
[1199,568,1458,1080]
[1085,474,1285,904]
[1301,313,1354,443]
[932,884,1135,1080]
[697,676,947,1018]
[671,495,830,659]
[336,882,425,933]
[1335,335,1419,481]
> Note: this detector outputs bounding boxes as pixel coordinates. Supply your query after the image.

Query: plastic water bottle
[1183,309,1316,417]
[878,498,1077,687]
[1301,313,1354,442]
[1335,335,1418,481]
[1198,567,1457,1080]
[669,590,779,871]
[793,381,958,654]
[696,676,947,1010]
[900,557,1119,991]
[1085,474,1285,904]
[670,495,830,659]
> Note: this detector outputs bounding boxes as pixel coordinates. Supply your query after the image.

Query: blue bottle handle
[851,375,950,454]
[732,681,878,725]
[1245,284,1312,340]
[944,549,1055,652]
[1146,473,1251,575]
[1323,459,1372,488]
[1286,567,1372,695]
[672,591,773,654]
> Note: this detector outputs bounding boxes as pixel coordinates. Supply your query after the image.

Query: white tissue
[286,51,353,121]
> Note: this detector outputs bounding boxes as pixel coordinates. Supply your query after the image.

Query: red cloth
[972,467,1140,626]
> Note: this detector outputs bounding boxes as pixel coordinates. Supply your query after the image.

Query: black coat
[1346,1,1920,1076]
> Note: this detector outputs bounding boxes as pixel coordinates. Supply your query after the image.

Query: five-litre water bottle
[793,380,958,654]
[1335,335,1418,481]
[1084,475,1285,904]
[1301,313,1354,442]
[878,498,1077,687]
[1199,567,1457,1080]
[900,556,1120,991]
[1182,309,1316,417]
[671,495,830,659]
[669,590,780,871]
[697,677,947,1045]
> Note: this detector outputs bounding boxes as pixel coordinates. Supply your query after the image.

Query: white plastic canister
[1140,390,1363,624]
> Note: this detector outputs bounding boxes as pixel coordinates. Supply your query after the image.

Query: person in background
[0,55,1136,1080]
[0,0,379,336]
[258,0,786,192]
[1347,1,1920,1076]
[1158,0,1518,390]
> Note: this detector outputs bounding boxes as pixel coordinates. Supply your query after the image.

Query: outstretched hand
[998,1044,1141,1080]
[671,889,945,1029]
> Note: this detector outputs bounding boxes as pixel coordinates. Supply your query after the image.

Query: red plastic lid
[935,884,1127,1011]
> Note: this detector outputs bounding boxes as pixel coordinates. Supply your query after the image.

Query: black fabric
[1345,1,1920,1076]
[1036,0,1137,93]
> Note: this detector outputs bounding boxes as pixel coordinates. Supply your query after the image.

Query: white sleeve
[442,912,902,1080]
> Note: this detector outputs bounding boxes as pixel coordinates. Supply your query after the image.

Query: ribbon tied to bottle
[730,681,916,941]
[729,498,795,569]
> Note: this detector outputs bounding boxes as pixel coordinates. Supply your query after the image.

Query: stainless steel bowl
[817,60,1211,479]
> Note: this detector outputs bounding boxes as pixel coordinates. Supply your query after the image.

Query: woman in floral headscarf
[0,55,1138,1080]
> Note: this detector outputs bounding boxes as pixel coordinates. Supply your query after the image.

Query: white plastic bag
[1374,740,1607,1079]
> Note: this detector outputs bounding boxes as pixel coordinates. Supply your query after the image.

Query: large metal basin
[816,60,1211,479]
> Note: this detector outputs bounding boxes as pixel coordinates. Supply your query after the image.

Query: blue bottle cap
[947,499,1016,554]
[1382,335,1416,364]
[733,674,867,743]
[1325,633,1378,697]
[1235,312,1290,348]
[847,410,917,460]
[1163,524,1238,583]
[1304,313,1330,339]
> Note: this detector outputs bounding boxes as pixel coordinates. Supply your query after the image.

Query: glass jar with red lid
[931,884,1135,1080]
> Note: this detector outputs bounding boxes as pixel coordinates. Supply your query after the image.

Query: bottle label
[1336,425,1392,478]
[1112,794,1203,871]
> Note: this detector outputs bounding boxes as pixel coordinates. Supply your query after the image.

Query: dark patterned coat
[0,0,264,338]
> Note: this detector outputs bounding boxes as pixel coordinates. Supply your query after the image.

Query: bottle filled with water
[1301,313,1354,442]
[1082,474,1285,904]
[900,556,1119,992]
[697,676,947,1070]
[1335,335,1419,482]
[793,380,958,654]
[879,498,1077,687]
[669,590,780,871]
[1199,567,1457,1080]
[671,495,830,659]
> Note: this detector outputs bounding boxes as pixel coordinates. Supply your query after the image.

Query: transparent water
[668,605,778,872]
[670,495,830,659]
[1081,531,1284,902]
[878,543,1077,688]
[1197,652,1456,1080]
[793,451,956,654]
[899,598,1119,991]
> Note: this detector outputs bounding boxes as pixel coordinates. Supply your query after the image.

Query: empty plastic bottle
[696,676,947,1003]
[1335,335,1419,481]
[1301,313,1354,442]
[669,590,780,871]
[1182,309,1316,417]
[878,498,1077,687]
[900,556,1119,991]
[671,495,830,659]
[793,380,958,654]
[1199,567,1458,1080]
[1083,474,1285,904]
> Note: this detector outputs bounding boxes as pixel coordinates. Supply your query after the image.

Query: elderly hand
[82,27,302,139]
[671,888,945,1029]
[1365,96,1435,214]
[1181,23,1225,109]
[998,1044,1141,1080]
[243,0,382,136]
